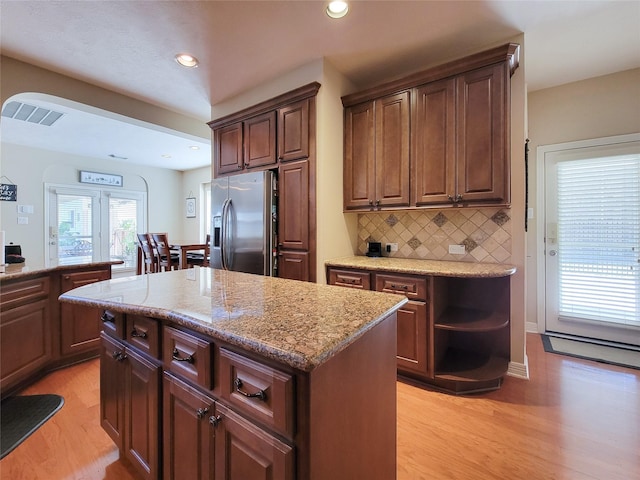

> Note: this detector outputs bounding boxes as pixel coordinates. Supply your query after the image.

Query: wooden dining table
[169,241,208,270]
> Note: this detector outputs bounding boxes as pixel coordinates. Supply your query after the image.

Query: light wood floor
[1,333,638,479]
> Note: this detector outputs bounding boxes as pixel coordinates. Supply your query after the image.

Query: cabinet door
[124,348,161,480]
[216,122,244,175]
[396,300,430,378]
[344,101,375,209]
[456,62,508,203]
[0,298,52,392]
[375,91,410,208]
[214,403,294,480]
[278,159,309,250]
[278,99,309,162]
[413,78,456,205]
[60,269,110,357]
[278,250,309,282]
[244,111,277,169]
[100,333,126,450]
[163,373,215,480]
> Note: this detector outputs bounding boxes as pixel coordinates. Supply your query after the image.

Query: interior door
[544,139,640,346]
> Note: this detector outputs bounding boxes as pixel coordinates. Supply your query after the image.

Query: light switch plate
[17,216,28,225]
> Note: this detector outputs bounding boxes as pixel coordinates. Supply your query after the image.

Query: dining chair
[151,233,179,271]
[186,234,211,268]
[136,233,158,274]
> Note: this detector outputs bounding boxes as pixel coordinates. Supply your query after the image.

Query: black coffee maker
[366,241,382,257]
[5,243,25,264]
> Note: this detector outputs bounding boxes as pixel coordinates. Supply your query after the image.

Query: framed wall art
[186,197,196,218]
[79,170,123,187]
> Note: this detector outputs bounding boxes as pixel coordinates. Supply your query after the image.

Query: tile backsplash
[358,208,512,263]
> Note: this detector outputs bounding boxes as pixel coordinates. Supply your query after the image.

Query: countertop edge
[59,291,408,372]
[1,261,123,281]
[325,256,516,278]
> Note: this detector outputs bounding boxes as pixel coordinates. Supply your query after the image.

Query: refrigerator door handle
[220,198,230,270]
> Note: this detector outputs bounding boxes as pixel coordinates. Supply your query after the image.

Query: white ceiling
[1,0,639,171]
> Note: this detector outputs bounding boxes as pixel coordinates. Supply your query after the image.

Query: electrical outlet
[17,216,28,225]
[448,244,465,255]
[386,243,398,253]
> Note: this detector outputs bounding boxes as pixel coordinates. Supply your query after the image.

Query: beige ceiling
[1,0,639,170]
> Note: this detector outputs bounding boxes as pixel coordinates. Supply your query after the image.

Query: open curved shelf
[434,348,509,382]
[435,306,509,332]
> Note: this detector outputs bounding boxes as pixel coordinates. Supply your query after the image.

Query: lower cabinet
[327,266,511,393]
[163,373,215,480]
[100,333,161,480]
[101,310,397,479]
[60,268,111,357]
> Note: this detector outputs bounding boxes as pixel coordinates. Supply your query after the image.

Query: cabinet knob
[112,351,127,362]
[196,407,209,419]
[209,415,222,427]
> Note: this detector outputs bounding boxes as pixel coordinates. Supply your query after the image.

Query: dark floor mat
[1,394,64,459]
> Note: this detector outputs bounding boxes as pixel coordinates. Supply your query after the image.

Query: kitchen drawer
[374,273,428,301]
[126,315,160,359]
[100,310,125,339]
[219,348,295,438]
[163,326,213,390]
[327,268,371,289]
[1,276,50,311]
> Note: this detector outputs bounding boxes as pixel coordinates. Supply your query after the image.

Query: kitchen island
[59,267,407,480]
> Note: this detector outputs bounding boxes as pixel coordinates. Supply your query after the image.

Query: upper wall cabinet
[344,92,410,210]
[342,43,519,211]
[210,84,319,178]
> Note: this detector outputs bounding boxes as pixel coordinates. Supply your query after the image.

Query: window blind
[557,154,640,328]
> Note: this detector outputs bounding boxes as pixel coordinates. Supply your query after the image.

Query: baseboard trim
[507,356,529,380]
[526,321,539,333]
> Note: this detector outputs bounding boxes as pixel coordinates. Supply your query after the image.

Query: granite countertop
[325,256,516,278]
[0,260,123,281]
[58,267,407,372]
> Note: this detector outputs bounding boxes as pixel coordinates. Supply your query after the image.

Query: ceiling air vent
[1,101,64,126]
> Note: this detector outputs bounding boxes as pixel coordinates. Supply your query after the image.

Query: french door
[543,136,640,347]
[46,184,146,272]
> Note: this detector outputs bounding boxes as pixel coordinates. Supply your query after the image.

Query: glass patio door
[544,138,640,347]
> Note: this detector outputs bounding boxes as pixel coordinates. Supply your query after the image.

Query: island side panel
[306,312,397,480]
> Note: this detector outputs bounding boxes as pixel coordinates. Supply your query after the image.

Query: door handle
[549,250,557,256]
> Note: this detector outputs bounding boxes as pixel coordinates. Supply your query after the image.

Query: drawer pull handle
[172,348,195,364]
[112,351,127,362]
[209,415,222,427]
[131,329,148,339]
[196,407,209,419]
[234,378,267,401]
[101,312,114,323]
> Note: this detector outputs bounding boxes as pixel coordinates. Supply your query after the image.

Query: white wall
[181,165,212,242]
[0,142,183,266]
[526,68,640,333]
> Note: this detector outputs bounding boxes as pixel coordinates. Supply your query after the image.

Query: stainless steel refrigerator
[210,170,277,275]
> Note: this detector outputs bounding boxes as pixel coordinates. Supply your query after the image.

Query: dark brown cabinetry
[163,373,215,480]
[344,91,410,210]
[0,264,114,399]
[0,276,52,393]
[414,63,509,205]
[327,265,511,393]
[100,332,161,480]
[60,268,111,357]
[209,83,319,282]
[278,99,309,162]
[342,43,519,211]
[328,269,430,378]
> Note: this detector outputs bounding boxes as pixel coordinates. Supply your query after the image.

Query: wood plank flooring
[1,333,638,479]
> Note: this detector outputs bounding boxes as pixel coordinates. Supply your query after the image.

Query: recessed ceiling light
[175,53,199,68]
[189,145,200,150]
[326,1,349,19]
